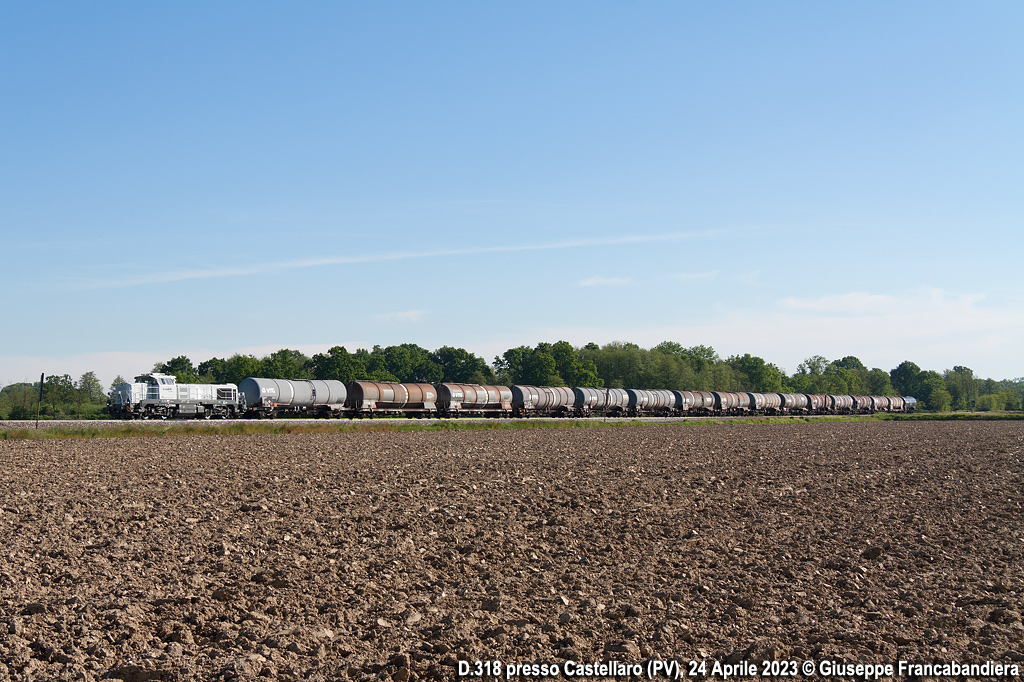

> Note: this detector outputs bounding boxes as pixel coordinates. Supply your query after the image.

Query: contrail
[69,230,728,289]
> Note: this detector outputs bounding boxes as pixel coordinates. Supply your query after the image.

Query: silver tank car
[626,389,676,416]
[436,384,512,417]
[347,382,437,417]
[712,391,746,414]
[687,391,716,414]
[540,386,576,415]
[572,387,604,415]
[851,395,874,412]
[748,392,782,414]
[237,378,347,418]
[571,387,630,416]
[779,393,810,412]
[511,385,576,416]
[831,395,855,412]
[671,390,696,413]
[806,394,829,413]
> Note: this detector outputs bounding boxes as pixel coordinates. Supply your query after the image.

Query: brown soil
[0,421,1021,681]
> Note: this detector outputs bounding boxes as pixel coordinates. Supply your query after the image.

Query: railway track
[2,413,851,432]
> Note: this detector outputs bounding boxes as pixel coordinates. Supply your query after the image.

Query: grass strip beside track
[2,411,1019,441]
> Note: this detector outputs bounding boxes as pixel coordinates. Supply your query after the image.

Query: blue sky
[2,2,1021,388]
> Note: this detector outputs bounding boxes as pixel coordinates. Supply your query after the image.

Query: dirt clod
[0,421,1021,680]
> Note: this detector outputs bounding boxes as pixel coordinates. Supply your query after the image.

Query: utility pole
[35,373,44,429]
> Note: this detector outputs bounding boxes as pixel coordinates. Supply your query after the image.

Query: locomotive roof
[133,372,176,384]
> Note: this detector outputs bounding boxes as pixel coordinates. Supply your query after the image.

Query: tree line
[2,341,1021,419]
[0,372,107,420]
[155,341,1022,413]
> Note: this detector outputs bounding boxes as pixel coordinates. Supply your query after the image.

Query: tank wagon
[571,387,629,416]
[806,394,829,413]
[238,378,347,418]
[624,388,676,416]
[108,374,920,420]
[511,385,576,417]
[712,391,746,415]
[436,384,512,417]
[684,391,716,415]
[749,392,783,414]
[347,382,437,417]
[851,395,874,412]
[778,393,809,413]
[830,395,855,413]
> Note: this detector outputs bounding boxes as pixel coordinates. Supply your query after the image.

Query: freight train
[107,372,918,420]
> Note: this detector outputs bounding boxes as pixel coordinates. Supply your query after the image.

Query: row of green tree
[158,344,493,387]
[0,372,108,420]
[3,341,1020,419]
[150,341,1021,413]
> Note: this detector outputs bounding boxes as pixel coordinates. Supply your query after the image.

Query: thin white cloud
[67,230,732,290]
[740,269,762,286]
[579,276,631,287]
[778,288,985,316]
[668,271,717,281]
[373,310,425,323]
[778,291,900,314]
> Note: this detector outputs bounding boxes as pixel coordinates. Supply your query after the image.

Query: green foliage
[865,368,894,396]
[788,355,828,393]
[259,349,312,380]
[911,370,952,411]
[728,354,784,393]
[197,358,227,383]
[943,365,976,410]
[890,360,921,396]
[430,346,493,384]
[357,344,443,384]
[310,346,366,383]
[0,382,38,420]
[926,388,953,412]
[494,345,562,386]
[0,371,109,420]
[44,374,75,415]
[155,356,200,383]
[77,371,106,404]
[109,342,1024,418]
[197,355,262,385]
[548,341,602,387]
[976,391,1017,411]
[682,345,720,374]
[832,356,867,372]
[225,355,262,385]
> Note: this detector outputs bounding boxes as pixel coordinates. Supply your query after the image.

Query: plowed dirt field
[0,421,1021,681]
